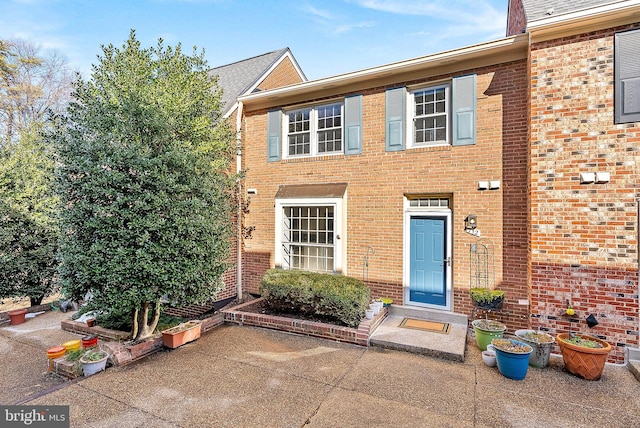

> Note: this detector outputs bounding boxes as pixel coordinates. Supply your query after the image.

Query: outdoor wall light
[464,214,477,231]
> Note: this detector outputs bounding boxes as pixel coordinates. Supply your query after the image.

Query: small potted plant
[515,329,555,368]
[79,348,109,377]
[471,318,506,351]
[556,333,611,380]
[161,320,202,349]
[470,288,505,309]
[490,338,533,380]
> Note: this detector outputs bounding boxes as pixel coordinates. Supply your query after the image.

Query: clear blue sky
[1,0,508,81]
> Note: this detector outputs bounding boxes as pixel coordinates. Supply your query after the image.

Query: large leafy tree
[0,39,73,146]
[0,122,59,305]
[50,31,236,340]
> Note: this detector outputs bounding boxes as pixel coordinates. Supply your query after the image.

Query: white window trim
[283,102,344,159]
[274,196,346,274]
[406,83,451,149]
[402,197,452,310]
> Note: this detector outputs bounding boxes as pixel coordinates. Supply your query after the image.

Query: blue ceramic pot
[491,338,533,380]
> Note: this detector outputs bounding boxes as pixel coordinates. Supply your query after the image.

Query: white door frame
[403,202,453,310]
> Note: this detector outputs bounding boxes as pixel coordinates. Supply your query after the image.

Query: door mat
[399,318,450,334]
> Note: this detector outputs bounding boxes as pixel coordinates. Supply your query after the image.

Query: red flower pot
[82,335,98,348]
[8,309,28,325]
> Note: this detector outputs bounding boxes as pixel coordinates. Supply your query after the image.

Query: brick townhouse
[229,0,640,363]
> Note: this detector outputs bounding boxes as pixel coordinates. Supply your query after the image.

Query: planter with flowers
[470,288,504,310]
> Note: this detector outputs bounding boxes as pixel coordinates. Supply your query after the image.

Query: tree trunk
[131,308,139,340]
[30,295,44,306]
[133,299,162,341]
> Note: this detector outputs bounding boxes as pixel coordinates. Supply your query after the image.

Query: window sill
[281,153,348,163]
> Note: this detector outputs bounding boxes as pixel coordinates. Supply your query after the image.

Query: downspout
[236,101,244,301]
[637,197,639,346]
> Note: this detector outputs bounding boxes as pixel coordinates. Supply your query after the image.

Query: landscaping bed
[222,297,387,347]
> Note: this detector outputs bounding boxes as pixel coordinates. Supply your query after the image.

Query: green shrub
[259,269,371,328]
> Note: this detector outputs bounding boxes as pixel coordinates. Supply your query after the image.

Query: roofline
[239,34,528,111]
[527,0,640,41]
[221,48,308,119]
[243,49,307,96]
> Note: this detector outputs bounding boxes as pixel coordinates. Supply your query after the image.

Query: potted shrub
[472,319,506,351]
[470,288,504,309]
[490,338,533,380]
[80,349,109,377]
[556,333,611,380]
[515,329,555,368]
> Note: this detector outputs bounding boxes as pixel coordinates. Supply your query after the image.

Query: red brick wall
[241,60,530,330]
[506,0,527,37]
[529,24,640,362]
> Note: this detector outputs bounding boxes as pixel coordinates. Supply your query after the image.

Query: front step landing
[369,305,467,362]
[627,347,640,382]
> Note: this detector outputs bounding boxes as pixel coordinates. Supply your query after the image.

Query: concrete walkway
[0,309,83,404]
[2,311,640,427]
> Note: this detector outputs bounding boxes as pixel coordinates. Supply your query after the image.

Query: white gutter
[527,1,640,41]
[236,101,243,301]
[238,34,528,109]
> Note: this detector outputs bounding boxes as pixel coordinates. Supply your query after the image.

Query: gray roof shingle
[521,0,624,22]
[209,48,291,116]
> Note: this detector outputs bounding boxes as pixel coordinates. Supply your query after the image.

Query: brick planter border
[222,297,387,347]
[59,312,224,375]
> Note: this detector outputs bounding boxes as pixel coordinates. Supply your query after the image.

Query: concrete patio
[2,309,640,427]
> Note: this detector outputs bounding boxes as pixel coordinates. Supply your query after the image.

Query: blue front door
[409,216,447,306]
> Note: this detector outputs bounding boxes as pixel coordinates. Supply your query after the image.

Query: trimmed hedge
[259,269,371,328]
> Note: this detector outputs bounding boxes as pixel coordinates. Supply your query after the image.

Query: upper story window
[385,75,475,152]
[409,84,450,146]
[285,103,343,158]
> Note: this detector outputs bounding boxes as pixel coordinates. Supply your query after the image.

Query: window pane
[288,109,311,156]
[282,206,335,273]
[413,86,448,145]
[317,104,342,154]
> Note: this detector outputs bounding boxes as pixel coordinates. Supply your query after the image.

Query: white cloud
[302,4,335,20]
[350,0,505,34]
[301,3,377,36]
[334,21,376,35]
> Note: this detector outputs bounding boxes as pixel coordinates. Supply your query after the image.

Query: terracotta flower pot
[8,309,28,325]
[162,321,202,349]
[556,333,611,381]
